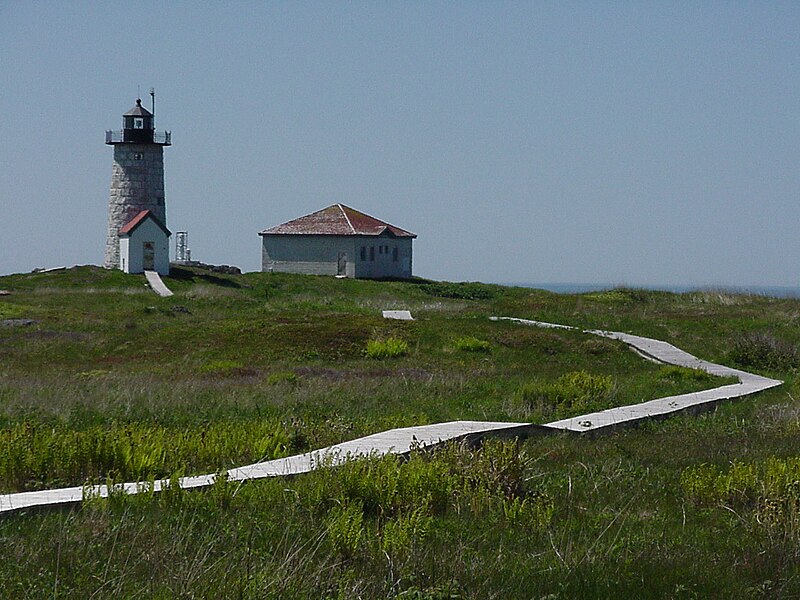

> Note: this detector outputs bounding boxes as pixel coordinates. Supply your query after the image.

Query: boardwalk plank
[144,270,173,297]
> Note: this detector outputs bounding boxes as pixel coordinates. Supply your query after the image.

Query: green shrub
[728,331,800,371]
[365,337,409,359]
[198,359,258,378]
[517,370,614,415]
[420,282,496,300]
[199,359,244,373]
[331,452,447,517]
[584,288,649,303]
[581,338,616,355]
[266,371,299,386]
[0,303,28,318]
[498,492,555,529]
[453,336,491,353]
[679,463,722,506]
[326,501,365,558]
[210,470,234,509]
[381,500,432,556]
[681,457,800,529]
[315,440,552,530]
[0,420,291,492]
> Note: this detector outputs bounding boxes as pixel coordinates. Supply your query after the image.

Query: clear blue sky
[2,2,799,286]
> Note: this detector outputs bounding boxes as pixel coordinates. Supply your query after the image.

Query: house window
[360,246,366,261]
[392,247,398,262]
[370,247,375,261]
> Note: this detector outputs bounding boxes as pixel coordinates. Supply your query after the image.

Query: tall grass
[516,370,614,418]
[729,331,800,371]
[4,267,800,596]
[0,420,291,492]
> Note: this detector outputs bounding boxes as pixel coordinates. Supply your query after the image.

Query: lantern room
[122,99,154,142]
[106,97,171,146]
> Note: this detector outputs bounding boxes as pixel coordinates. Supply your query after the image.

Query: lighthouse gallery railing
[105,130,172,145]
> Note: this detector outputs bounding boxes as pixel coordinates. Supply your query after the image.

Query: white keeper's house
[258,204,416,279]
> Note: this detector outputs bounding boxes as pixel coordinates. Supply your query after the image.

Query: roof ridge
[337,203,357,235]
[119,209,171,237]
[258,204,416,238]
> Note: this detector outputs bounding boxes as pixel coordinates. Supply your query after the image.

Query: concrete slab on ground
[382,310,414,320]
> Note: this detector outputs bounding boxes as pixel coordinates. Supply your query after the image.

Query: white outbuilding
[259,204,416,279]
[118,210,171,275]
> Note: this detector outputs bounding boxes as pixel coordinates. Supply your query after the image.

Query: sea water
[503,283,800,299]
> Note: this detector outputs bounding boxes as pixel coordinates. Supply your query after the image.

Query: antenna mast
[150,88,156,125]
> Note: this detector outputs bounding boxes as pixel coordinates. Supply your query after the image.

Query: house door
[143,242,155,271]
[337,252,347,276]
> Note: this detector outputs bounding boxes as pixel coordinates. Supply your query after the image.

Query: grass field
[1,266,799,598]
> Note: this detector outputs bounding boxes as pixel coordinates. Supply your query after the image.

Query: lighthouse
[104,93,172,275]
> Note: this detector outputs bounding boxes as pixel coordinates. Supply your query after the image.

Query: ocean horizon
[498,282,800,299]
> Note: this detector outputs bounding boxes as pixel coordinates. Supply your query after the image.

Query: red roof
[259,204,416,238]
[119,210,171,237]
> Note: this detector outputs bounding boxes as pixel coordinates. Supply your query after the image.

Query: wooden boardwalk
[144,270,174,297]
[0,318,782,514]
[492,318,782,432]
[0,422,543,513]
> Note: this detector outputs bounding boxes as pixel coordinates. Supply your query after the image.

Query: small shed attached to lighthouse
[118,210,171,275]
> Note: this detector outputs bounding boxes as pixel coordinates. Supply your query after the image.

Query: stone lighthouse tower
[104,94,172,270]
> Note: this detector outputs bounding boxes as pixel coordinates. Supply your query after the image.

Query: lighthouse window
[134,118,144,129]
[134,153,144,160]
